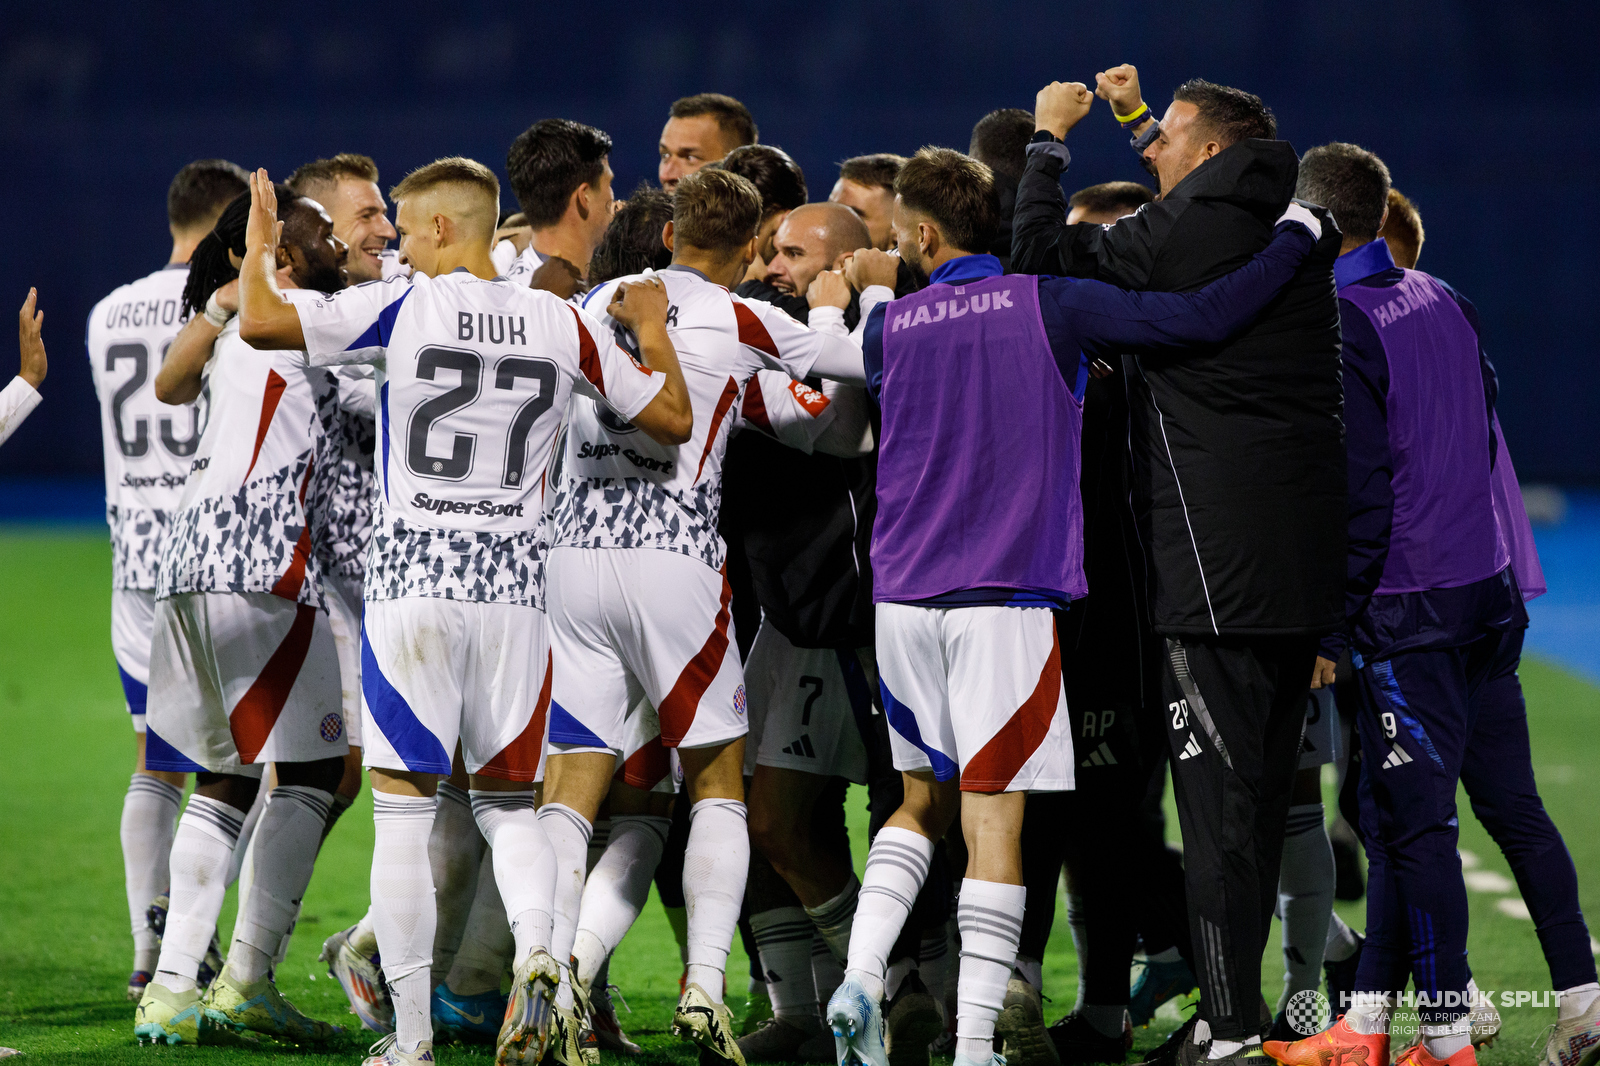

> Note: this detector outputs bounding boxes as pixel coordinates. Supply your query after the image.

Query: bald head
[764,202,872,297]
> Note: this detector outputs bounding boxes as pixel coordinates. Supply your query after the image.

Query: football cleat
[363,1033,436,1066]
[128,970,153,1002]
[1395,1042,1476,1066]
[997,977,1060,1066]
[545,1002,588,1066]
[741,981,775,1036]
[828,975,889,1066]
[322,925,394,1034]
[673,982,747,1066]
[1466,983,1500,1048]
[590,982,641,1054]
[1264,1017,1389,1066]
[134,981,207,1046]
[1047,1012,1129,1065]
[738,1016,832,1062]
[1540,991,1600,1066]
[886,972,945,1066]
[431,982,505,1044]
[1322,933,1365,1021]
[496,950,559,1065]
[1129,955,1198,1028]
[200,970,339,1044]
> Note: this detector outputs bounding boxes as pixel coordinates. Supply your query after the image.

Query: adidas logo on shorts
[1178,733,1203,760]
[1080,742,1118,767]
[1381,743,1413,769]
[781,734,816,758]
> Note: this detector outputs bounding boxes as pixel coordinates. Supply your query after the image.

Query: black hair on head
[181,184,297,319]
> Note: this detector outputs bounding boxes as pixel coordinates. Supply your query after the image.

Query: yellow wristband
[1113,102,1150,125]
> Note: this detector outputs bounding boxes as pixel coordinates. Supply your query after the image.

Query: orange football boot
[1264,1016,1390,1066]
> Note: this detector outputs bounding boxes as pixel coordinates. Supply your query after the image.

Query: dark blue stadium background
[3,2,1596,483]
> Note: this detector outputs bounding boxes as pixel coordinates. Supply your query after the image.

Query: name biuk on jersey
[295,268,665,608]
[87,264,207,589]
[157,289,342,610]
[549,266,842,570]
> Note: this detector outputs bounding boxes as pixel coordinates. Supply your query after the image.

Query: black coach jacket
[1012,138,1346,638]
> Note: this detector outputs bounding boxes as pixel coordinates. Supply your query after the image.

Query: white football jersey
[316,366,379,587]
[502,244,548,288]
[157,289,341,609]
[87,264,207,589]
[296,268,664,608]
[731,370,834,452]
[549,265,855,570]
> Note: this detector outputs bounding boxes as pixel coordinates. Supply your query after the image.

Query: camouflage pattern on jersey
[156,453,329,612]
[315,408,376,583]
[546,474,725,572]
[364,501,543,608]
[108,505,172,590]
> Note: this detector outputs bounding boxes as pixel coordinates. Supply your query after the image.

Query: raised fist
[1094,64,1145,119]
[1035,82,1094,140]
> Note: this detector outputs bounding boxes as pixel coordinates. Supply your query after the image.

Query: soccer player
[288,153,404,283]
[539,167,868,1066]
[659,93,759,190]
[762,204,875,303]
[716,144,809,273]
[234,159,691,1066]
[828,156,906,252]
[825,143,1326,1066]
[84,158,248,1001]
[1269,143,1598,1066]
[133,184,351,1046]
[1377,188,1424,269]
[502,119,617,288]
[0,289,47,447]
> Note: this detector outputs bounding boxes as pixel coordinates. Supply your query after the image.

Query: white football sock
[1209,1039,1246,1058]
[805,874,860,964]
[885,953,915,1001]
[226,784,267,888]
[1421,1019,1471,1059]
[371,792,438,1054]
[447,847,513,996]
[1560,983,1600,1022]
[121,774,182,974]
[955,879,1025,1062]
[752,907,819,1022]
[1345,992,1394,1035]
[573,813,671,989]
[226,786,333,985]
[683,798,749,1004]
[537,802,592,1014]
[154,794,248,993]
[1324,911,1360,963]
[470,790,556,967]
[845,827,934,1001]
[1276,803,1335,1010]
[430,782,484,985]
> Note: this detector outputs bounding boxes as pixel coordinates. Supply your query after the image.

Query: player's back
[159,290,340,608]
[87,265,204,589]
[297,269,662,608]
[555,267,821,570]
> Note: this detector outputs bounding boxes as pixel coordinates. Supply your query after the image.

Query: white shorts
[743,622,871,784]
[324,573,364,749]
[145,591,349,775]
[875,602,1074,793]
[361,597,550,781]
[612,698,684,793]
[546,547,748,762]
[1298,685,1340,770]
[112,587,156,732]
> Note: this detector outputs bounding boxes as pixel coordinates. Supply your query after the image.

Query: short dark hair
[969,109,1036,183]
[838,153,906,192]
[287,153,380,205]
[1296,142,1391,245]
[669,93,758,150]
[1378,187,1425,269]
[506,119,613,228]
[181,184,306,317]
[716,145,807,216]
[1068,181,1156,218]
[1172,79,1276,149]
[167,159,250,231]
[672,168,762,254]
[590,183,675,286]
[894,147,998,256]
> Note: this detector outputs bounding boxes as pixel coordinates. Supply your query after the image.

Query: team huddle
[12,59,1588,1066]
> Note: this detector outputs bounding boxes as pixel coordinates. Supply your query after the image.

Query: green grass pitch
[1,529,1595,1064]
